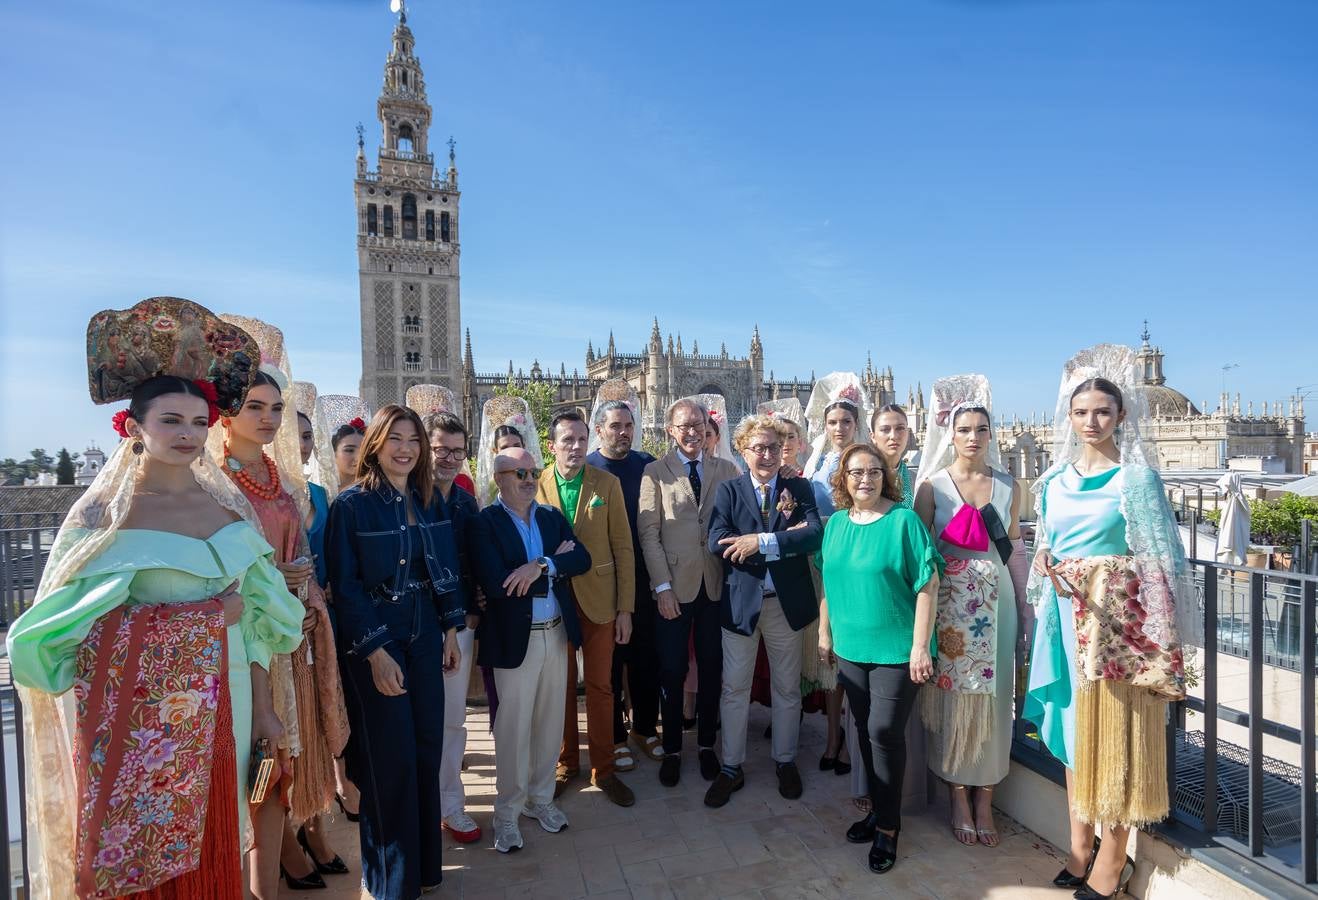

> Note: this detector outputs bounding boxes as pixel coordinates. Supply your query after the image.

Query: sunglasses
[498,467,541,481]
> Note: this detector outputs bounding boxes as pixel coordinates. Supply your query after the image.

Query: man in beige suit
[638,397,740,787]
[537,411,636,808]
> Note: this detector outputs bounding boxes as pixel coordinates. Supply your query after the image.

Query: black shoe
[335,793,360,824]
[776,762,803,800]
[847,811,881,844]
[296,825,349,875]
[1054,837,1101,888]
[682,716,697,731]
[834,759,852,776]
[699,748,720,781]
[868,828,900,874]
[703,769,745,808]
[281,863,328,890]
[659,754,681,787]
[819,752,837,771]
[1074,855,1134,899]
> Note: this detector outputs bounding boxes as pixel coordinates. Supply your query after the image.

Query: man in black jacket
[703,415,822,808]
[469,447,591,854]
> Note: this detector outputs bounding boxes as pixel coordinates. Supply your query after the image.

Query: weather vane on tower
[389,0,407,24]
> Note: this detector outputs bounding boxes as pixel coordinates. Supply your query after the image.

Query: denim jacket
[327,480,467,658]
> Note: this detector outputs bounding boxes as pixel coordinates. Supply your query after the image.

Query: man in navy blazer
[704,415,822,808]
[469,448,591,854]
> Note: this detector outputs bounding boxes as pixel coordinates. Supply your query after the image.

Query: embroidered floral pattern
[932,556,999,695]
[1054,555,1186,699]
[72,601,226,897]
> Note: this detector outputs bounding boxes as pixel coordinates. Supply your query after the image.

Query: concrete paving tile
[579,845,628,894]
[622,859,671,887]
[571,821,646,850]
[625,884,677,900]
[614,833,692,865]
[658,845,738,880]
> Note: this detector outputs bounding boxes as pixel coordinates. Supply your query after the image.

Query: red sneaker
[443,812,482,843]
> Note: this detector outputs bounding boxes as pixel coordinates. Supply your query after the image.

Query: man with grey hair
[704,414,822,807]
[586,398,660,771]
[638,398,740,787]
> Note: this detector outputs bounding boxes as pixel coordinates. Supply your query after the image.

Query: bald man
[470,447,592,854]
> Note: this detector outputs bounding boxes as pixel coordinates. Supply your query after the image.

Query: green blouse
[7,520,305,695]
[818,507,943,665]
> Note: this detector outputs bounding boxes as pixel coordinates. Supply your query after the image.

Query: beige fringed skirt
[1071,680,1169,827]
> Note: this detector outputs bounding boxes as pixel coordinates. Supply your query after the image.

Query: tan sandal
[613,743,636,772]
[949,785,977,846]
[630,730,665,761]
[974,786,999,847]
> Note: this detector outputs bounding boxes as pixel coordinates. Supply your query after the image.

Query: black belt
[763,590,777,598]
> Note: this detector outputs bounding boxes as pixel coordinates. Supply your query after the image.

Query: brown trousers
[560,602,616,779]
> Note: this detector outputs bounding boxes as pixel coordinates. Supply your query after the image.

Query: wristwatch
[535,556,550,572]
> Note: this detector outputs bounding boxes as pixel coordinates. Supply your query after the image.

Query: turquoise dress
[308,481,330,588]
[1023,466,1128,766]
[6,521,305,836]
[809,450,842,518]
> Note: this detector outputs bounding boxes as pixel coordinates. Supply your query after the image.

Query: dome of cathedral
[1142,384,1200,417]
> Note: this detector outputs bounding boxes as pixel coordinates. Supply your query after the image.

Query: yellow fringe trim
[1072,679,1169,828]
[921,686,994,774]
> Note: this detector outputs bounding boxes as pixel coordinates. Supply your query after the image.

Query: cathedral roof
[1142,384,1200,417]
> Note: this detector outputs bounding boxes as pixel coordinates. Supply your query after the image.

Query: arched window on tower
[402,194,417,240]
[397,123,414,154]
[383,205,394,238]
[440,211,451,243]
[425,210,435,241]
[366,204,378,237]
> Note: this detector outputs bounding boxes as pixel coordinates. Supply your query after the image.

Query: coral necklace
[225,445,282,501]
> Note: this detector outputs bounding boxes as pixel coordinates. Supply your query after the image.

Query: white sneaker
[521,801,569,833]
[493,818,523,853]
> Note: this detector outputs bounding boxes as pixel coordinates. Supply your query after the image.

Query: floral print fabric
[72,599,226,898]
[1054,555,1185,700]
[934,556,999,696]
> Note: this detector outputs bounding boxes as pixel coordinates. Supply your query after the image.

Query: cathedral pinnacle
[1141,319,1151,347]
[463,329,474,375]
[607,331,616,356]
[390,0,407,25]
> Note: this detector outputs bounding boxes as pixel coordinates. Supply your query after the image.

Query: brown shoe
[703,768,744,808]
[554,764,579,799]
[591,773,636,807]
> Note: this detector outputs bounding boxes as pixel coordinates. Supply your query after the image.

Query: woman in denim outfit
[327,404,465,899]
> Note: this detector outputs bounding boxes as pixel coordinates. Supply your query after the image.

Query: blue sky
[1,0,1314,458]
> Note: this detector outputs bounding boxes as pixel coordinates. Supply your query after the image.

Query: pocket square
[589,495,605,508]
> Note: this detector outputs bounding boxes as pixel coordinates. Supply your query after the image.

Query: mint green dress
[6,520,305,836]
[1023,466,1128,767]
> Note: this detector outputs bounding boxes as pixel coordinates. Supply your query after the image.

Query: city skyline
[2,0,1314,457]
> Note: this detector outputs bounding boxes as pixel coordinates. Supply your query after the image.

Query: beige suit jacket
[637,449,740,604]
[536,463,635,624]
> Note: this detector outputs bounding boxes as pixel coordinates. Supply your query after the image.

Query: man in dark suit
[704,414,823,807]
[469,447,591,854]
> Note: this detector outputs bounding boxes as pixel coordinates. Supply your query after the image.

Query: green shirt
[818,507,943,665]
[555,466,585,526]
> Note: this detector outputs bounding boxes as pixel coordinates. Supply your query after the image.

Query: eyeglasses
[846,467,885,481]
[431,447,467,461]
[498,467,541,481]
[670,422,704,433]
[747,444,782,457]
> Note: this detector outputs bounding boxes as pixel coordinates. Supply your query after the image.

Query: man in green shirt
[536,411,636,807]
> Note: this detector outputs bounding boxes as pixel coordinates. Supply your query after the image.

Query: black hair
[250,370,282,391]
[876,403,907,418]
[492,424,523,449]
[331,420,366,450]
[823,399,859,421]
[296,410,312,429]
[1070,377,1125,412]
[549,410,586,441]
[594,400,634,425]
[128,375,209,422]
[422,411,467,439]
[706,416,721,436]
[952,405,992,428]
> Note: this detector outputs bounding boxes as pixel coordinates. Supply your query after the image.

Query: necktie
[687,459,701,504]
[760,484,772,527]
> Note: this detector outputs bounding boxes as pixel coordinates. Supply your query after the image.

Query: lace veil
[803,372,873,476]
[405,383,459,417]
[293,380,338,496]
[587,379,641,456]
[758,398,807,466]
[1026,343,1202,650]
[476,395,544,505]
[20,301,262,900]
[913,373,1003,489]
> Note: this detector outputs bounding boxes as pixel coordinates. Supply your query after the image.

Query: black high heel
[297,824,349,875]
[281,863,327,890]
[335,792,360,823]
[1073,854,1133,899]
[1053,836,1101,888]
[869,826,900,874]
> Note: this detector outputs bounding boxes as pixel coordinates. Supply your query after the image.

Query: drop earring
[132,440,144,455]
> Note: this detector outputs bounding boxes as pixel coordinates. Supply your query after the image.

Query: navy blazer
[469,502,591,668]
[447,485,482,617]
[707,473,823,636]
[326,482,467,659]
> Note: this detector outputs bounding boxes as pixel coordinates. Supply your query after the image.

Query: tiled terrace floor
[287,701,1072,899]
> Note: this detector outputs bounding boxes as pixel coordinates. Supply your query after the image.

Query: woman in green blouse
[818,443,941,875]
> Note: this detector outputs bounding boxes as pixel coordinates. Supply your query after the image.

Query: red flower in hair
[192,379,220,426]
[349,417,366,431]
[111,408,132,439]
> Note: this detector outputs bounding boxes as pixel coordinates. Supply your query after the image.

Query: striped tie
[760,484,772,527]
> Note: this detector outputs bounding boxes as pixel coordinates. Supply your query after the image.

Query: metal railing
[1011,559,1318,891]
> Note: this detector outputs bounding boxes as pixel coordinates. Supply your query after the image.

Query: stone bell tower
[356,0,462,410]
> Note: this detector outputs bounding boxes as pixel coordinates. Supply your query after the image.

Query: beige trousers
[719,596,804,767]
[492,622,569,822]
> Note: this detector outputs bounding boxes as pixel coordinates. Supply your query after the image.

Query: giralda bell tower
[355,0,462,409]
